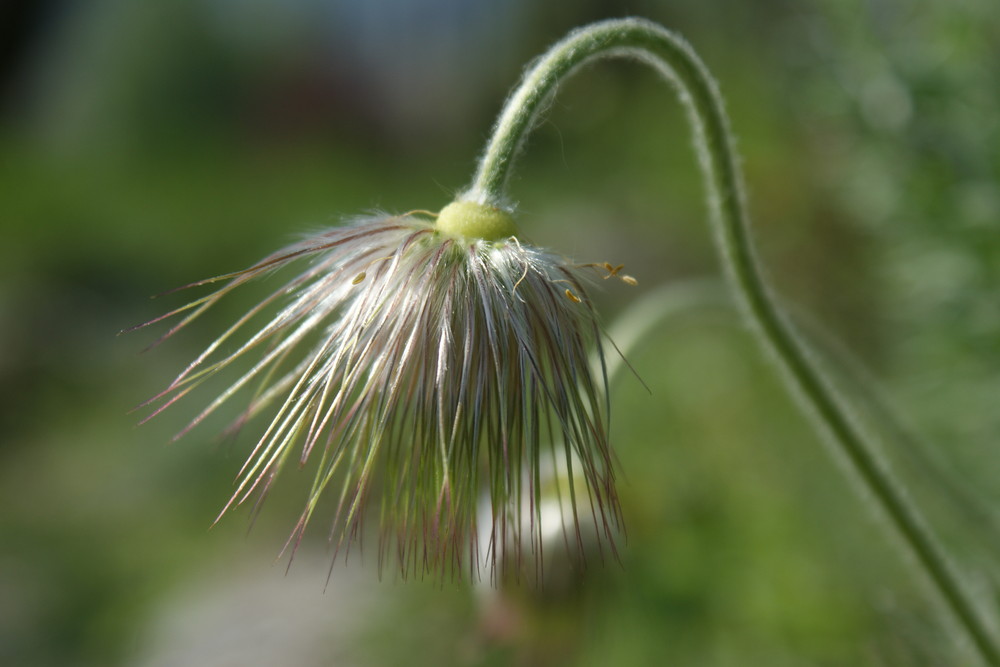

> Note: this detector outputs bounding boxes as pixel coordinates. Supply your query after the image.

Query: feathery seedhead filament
[136,206,622,581]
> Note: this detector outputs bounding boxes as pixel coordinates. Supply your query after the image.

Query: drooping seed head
[132,206,622,581]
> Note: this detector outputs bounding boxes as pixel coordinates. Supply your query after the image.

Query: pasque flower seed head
[133,206,623,580]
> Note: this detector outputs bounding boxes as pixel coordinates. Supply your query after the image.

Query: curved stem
[464,18,1000,665]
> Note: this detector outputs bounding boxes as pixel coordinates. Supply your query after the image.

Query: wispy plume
[131,211,622,580]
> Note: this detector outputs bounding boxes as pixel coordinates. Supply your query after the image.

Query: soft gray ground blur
[134,555,382,667]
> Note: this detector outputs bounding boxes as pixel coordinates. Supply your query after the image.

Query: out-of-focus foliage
[2,0,998,665]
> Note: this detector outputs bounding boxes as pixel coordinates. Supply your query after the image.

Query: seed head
[132,209,622,581]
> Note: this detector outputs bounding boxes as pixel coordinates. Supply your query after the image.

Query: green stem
[464,17,1000,665]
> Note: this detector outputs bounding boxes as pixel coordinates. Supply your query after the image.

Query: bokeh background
[3,0,1000,665]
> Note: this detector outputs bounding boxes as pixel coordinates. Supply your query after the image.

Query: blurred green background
[2,0,1000,665]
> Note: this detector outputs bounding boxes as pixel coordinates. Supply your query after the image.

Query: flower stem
[464,17,1000,664]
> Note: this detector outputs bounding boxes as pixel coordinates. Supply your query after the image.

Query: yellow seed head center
[435,201,518,241]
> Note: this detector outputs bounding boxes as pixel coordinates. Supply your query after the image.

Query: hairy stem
[464,17,999,664]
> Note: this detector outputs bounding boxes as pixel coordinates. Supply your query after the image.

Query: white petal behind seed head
[135,212,622,581]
